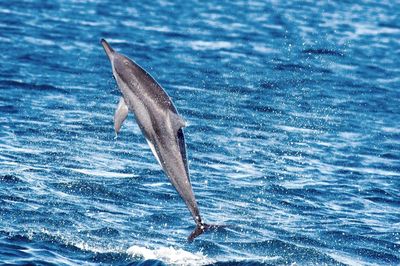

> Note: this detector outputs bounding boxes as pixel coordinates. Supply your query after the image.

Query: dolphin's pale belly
[145,138,162,166]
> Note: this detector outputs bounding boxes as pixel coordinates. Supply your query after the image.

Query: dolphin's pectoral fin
[114,97,129,135]
[169,112,187,132]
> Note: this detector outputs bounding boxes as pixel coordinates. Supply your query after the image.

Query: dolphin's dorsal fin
[169,111,186,131]
[114,97,129,136]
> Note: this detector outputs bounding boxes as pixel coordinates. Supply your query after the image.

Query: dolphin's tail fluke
[187,223,227,242]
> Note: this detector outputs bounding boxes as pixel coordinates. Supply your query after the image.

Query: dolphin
[101,39,215,241]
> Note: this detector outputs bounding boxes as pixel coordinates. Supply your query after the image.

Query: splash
[127,245,215,266]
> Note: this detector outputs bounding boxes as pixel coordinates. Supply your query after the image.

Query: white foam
[127,245,215,266]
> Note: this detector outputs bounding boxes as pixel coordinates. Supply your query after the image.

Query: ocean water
[0,0,399,265]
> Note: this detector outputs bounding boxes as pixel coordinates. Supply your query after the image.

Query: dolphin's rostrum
[101,39,215,241]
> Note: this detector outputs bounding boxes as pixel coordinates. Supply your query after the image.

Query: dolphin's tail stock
[188,223,227,242]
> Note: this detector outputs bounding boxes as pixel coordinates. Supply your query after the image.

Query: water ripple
[1,0,400,265]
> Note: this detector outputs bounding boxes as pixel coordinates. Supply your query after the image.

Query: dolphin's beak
[101,39,114,61]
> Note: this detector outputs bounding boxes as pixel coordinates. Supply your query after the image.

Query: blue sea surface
[1,0,399,265]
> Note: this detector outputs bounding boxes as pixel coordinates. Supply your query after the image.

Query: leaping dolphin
[101,39,215,241]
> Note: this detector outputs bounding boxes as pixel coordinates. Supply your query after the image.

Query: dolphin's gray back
[114,58,177,114]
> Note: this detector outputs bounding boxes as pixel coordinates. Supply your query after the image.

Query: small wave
[302,48,344,56]
[0,174,22,183]
[70,168,135,178]
[32,228,126,256]
[127,245,215,266]
[187,40,234,51]
[329,252,373,266]
[0,80,67,93]
[24,36,56,46]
